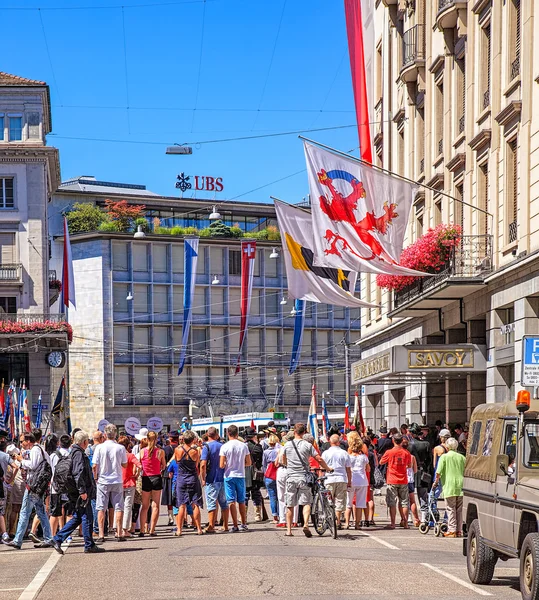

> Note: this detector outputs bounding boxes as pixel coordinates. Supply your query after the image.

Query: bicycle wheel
[323,495,338,539]
[312,492,327,536]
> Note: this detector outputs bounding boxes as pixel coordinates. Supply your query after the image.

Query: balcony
[436,0,467,30]
[0,313,66,324]
[0,263,22,284]
[400,25,425,83]
[389,235,493,318]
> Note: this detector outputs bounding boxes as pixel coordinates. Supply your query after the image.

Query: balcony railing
[402,25,425,69]
[459,115,465,134]
[483,90,490,110]
[49,270,57,282]
[509,220,518,243]
[394,235,493,310]
[0,313,66,324]
[0,264,21,281]
[438,138,444,156]
[438,0,456,9]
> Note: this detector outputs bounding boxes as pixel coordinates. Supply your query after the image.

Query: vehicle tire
[466,519,497,585]
[434,524,442,537]
[324,495,338,540]
[520,533,539,600]
[419,522,430,535]
[312,493,327,536]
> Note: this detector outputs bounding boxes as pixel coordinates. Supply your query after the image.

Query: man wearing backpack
[5,432,53,550]
[52,430,104,554]
[49,434,72,536]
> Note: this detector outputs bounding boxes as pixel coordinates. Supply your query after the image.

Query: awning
[351,344,487,386]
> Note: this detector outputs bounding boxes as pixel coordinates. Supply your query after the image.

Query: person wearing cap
[379,433,413,529]
[376,426,392,460]
[432,437,465,537]
[432,428,451,500]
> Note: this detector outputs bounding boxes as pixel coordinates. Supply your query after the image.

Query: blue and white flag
[288,299,306,375]
[307,383,319,438]
[35,391,43,429]
[322,397,331,438]
[177,238,199,376]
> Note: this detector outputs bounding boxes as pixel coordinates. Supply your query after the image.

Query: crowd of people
[0,417,467,553]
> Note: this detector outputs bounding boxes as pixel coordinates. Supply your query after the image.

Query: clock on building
[47,351,66,368]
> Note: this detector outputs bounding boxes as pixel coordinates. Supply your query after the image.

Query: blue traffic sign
[522,336,539,386]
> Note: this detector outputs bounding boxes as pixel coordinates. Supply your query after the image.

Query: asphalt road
[0,504,524,600]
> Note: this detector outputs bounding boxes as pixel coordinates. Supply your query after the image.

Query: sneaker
[66,536,73,542]
[34,542,52,548]
[5,540,21,550]
[231,526,240,533]
[276,523,286,528]
[94,537,105,545]
[28,532,41,544]
[51,540,64,555]
[85,545,106,554]
[239,524,249,532]
[1,532,9,542]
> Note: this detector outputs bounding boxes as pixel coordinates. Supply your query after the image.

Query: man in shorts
[322,434,352,527]
[282,423,332,538]
[92,424,127,542]
[379,433,412,529]
[201,427,229,533]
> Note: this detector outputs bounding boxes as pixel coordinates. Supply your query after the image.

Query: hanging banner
[307,383,319,437]
[304,141,424,276]
[177,238,199,376]
[124,417,141,436]
[274,199,377,307]
[288,299,306,375]
[235,240,257,374]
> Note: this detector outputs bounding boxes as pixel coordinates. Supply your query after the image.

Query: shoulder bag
[290,440,317,487]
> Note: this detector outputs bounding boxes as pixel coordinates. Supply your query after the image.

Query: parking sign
[522,336,539,386]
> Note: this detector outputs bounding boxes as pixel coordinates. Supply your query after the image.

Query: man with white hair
[432,437,466,538]
[52,431,105,554]
[93,423,127,543]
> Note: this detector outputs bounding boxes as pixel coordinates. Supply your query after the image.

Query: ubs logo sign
[176,173,224,193]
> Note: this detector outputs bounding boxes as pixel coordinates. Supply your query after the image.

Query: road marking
[420,563,492,596]
[18,541,70,600]
[361,531,399,550]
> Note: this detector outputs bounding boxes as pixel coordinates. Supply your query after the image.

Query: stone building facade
[0,72,68,421]
[354,0,535,429]
[50,178,361,433]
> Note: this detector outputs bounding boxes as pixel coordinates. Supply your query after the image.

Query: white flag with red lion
[304,141,425,276]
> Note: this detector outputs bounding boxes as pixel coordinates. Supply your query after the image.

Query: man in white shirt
[322,434,352,526]
[6,432,54,550]
[92,424,127,542]
[219,425,251,532]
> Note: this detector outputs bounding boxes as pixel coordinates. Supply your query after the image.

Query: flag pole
[299,135,493,218]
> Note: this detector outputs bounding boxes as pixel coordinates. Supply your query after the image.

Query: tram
[191,412,290,438]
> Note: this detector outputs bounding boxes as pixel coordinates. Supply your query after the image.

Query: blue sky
[3,0,358,204]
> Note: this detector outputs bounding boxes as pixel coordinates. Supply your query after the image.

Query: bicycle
[311,475,338,539]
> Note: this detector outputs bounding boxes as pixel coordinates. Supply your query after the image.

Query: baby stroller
[418,491,448,536]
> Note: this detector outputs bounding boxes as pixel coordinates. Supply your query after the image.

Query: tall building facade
[353,0,534,429]
[0,72,68,416]
[50,178,361,433]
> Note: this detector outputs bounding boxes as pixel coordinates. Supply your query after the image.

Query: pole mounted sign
[521,336,539,386]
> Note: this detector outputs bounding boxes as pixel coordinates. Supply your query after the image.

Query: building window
[153,285,169,315]
[434,195,442,226]
[507,138,518,243]
[153,244,168,273]
[112,242,128,271]
[8,116,22,141]
[0,297,16,314]
[133,284,149,314]
[211,287,225,315]
[193,287,207,315]
[113,283,128,312]
[134,366,151,405]
[229,250,241,275]
[0,233,15,264]
[455,184,464,230]
[398,130,405,176]
[210,247,223,276]
[365,275,372,322]
[478,164,489,235]
[0,178,14,209]
[192,327,208,351]
[436,82,444,156]
[417,107,425,176]
[509,0,521,81]
[481,25,491,109]
[265,251,278,277]
[0,116,4,141]
[266,291,279,318]
[133,244,149,272]
[414,200,425,238]
[457,57,466,134]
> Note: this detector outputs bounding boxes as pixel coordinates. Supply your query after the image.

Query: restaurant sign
[408,348,474,369]
[351,351,392,385]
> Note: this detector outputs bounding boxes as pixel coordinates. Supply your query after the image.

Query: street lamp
[280,297,287,305]
[209,205,221,220]
[134,225,146,239]
[126,291,133,301]
[212,275,220,285]
[166,144,193,155]
[270,247,279,259]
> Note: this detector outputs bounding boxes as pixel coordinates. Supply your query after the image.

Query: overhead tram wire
[0,0,217,10]
[121,6,132,134]
[190,0,207,133]
[38,9,62,105]
[251,0,287,131]
[52,104,355,114]
[49,122,358,146]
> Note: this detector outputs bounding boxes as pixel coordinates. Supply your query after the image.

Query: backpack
[28,446,53,497]
[52,450,78,496]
